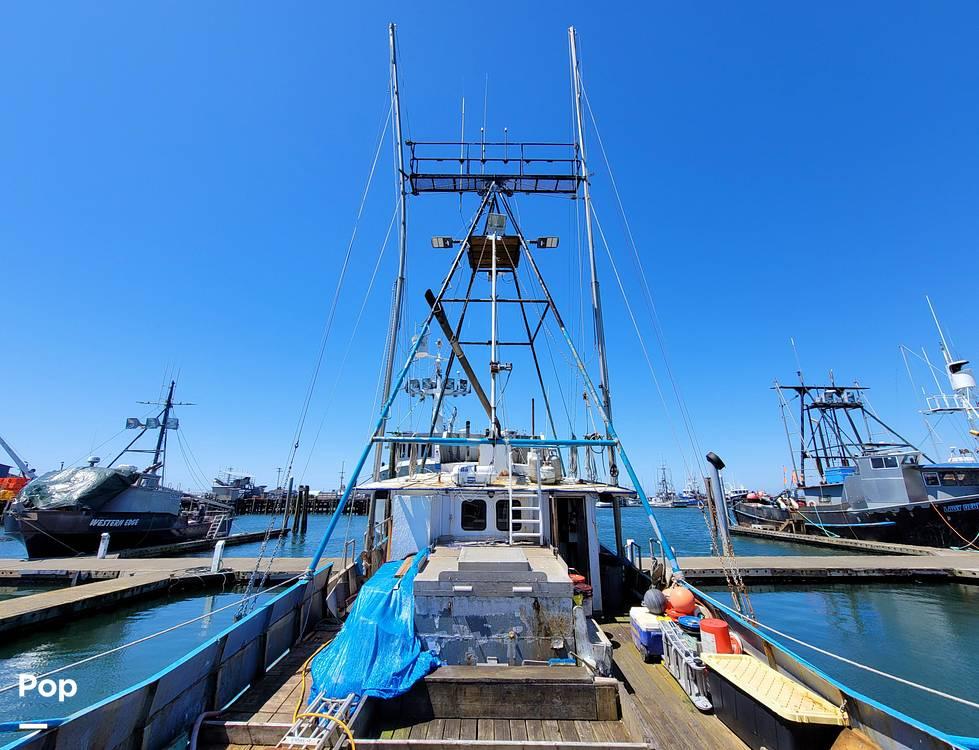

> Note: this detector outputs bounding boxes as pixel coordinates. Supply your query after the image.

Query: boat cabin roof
[358,471,635,496]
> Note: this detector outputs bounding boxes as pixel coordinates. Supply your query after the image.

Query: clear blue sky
[3,2,978,493]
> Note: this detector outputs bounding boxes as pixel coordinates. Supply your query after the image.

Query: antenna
[790,337,804,380]
[926,295,954,366]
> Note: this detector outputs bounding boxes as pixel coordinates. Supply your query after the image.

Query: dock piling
[96,533,110,559]
[210,540,226,573]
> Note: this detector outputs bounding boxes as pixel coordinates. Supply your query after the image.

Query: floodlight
[486,213,507,233]
[431,236,454,249]
[536,236,559,249]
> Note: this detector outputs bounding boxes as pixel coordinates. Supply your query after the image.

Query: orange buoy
[665,586,696,616]
[699,618,734,654]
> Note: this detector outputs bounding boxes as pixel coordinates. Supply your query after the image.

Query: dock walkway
[0,556,335,636]
[657,552,979,584]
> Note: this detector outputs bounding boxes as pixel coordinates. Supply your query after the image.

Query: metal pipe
[489,232,499,436]
[705,452,733,556]
[374,22,409,481]
[569,26,617,485]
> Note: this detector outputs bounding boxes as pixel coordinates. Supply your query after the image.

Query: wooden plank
[541,719,561,741]
[493,719,510,741]
[459,718,478,741]
[574,720,596,742]
[509,720,528,741]
[557,720,579,743]
[525,719,545,742]
[426,718,445,740]
[391,725,411,740]
[409,721,430,740]
[477,718,495,741]
[443,718,461,740]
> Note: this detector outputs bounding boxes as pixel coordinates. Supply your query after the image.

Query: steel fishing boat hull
[734,495,979,546]
[2,507,231,558]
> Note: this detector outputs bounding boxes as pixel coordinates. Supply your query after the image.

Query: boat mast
[569,26,618,484]
[373,22,409,480]
[151,380,175,482]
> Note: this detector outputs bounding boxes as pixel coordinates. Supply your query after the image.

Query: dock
[646,552,979,584]
[0,556,332,636]
[116,527,289,558]
[728,524,958,555]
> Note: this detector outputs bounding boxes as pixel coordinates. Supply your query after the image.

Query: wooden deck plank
[541,719,561,742]
[493,719,510,741]
[557,720,579,743]
[426,718,445,740]
[443,718,461,740]
[525,719,545,742]
[509,720,528,741]
[459,718,478,741]
[391,725,411,740]
[409,720,431,739]
[477,718,495,741]
[606,621,748,750]
[573,720,596,742]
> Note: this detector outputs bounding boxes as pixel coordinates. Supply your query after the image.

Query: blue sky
[2,2,978,493]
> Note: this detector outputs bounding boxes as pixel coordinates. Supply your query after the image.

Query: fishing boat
[10,24,975,750]
[2,381,233,558]
[732,374,979,546]
[679,474,706,505]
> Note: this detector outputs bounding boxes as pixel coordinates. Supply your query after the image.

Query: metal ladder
[205,513,227,540]
[506,446,544,544]
[279,691,360,749]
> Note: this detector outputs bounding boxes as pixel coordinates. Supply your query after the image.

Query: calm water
[0,587,275,746]
[701,582,979,738]
[0,507,975,739]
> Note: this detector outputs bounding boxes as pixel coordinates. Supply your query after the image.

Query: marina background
[3,2,979,494]
[1,507,976,740]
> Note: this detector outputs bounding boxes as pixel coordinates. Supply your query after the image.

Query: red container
[699,618,734,654]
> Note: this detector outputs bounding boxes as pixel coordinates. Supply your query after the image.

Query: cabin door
[552,495,590,578]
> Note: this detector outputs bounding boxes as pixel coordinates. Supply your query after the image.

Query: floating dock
[642,552,979,584]
[0,556,339,636]
[728,524,956,555]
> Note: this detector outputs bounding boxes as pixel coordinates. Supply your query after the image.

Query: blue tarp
[309,549,439,700]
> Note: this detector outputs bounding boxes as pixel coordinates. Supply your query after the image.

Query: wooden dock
[0,556,336,636]
[729,524,958,555]
[649,552,979,583]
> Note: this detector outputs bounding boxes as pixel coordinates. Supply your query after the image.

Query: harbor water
[0,507,975,738]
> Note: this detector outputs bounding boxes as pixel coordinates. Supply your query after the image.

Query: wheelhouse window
[870,457,897,470]
[496,499,521,532]
[461,499,487,531]
[923,472,940,487]
[938,469,979,487]
[870,457,884,469]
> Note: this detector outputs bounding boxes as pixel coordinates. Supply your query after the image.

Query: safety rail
[407,140,582,194]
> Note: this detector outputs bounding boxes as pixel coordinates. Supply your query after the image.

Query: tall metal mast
[151,380,176,484]
[0,433,34,478]
[373,22,409,480]
[569,26,618,483]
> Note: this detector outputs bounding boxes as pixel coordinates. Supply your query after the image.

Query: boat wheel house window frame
[460,498,487,531]
[870,456,898,469]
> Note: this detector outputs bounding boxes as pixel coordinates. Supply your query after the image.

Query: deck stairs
[205,513,228,540]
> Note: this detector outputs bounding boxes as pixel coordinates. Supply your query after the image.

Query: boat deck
[200,614,747,750]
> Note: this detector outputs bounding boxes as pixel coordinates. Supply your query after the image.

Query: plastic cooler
[701,654,846,750]
[629,606,664,661]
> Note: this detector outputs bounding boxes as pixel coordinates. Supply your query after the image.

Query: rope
[693,586,979,711]
[931,502,979,550]
[293,642,332,722]
[0,571,305,696]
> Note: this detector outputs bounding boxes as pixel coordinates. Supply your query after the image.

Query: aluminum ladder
[279,691,361,749]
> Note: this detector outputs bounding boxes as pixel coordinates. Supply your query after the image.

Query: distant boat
[3,381,233,558]
[732,365,979,546]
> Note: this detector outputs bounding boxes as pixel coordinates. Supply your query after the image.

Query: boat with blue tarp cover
[5,23,978,750]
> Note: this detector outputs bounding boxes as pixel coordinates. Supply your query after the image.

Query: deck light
[486,213,507,234]
[431,236,454,248]
[535,236,559,248]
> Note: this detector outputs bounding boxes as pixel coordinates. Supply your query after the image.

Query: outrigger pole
[569,27,618,486]
[373,22,409,482]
